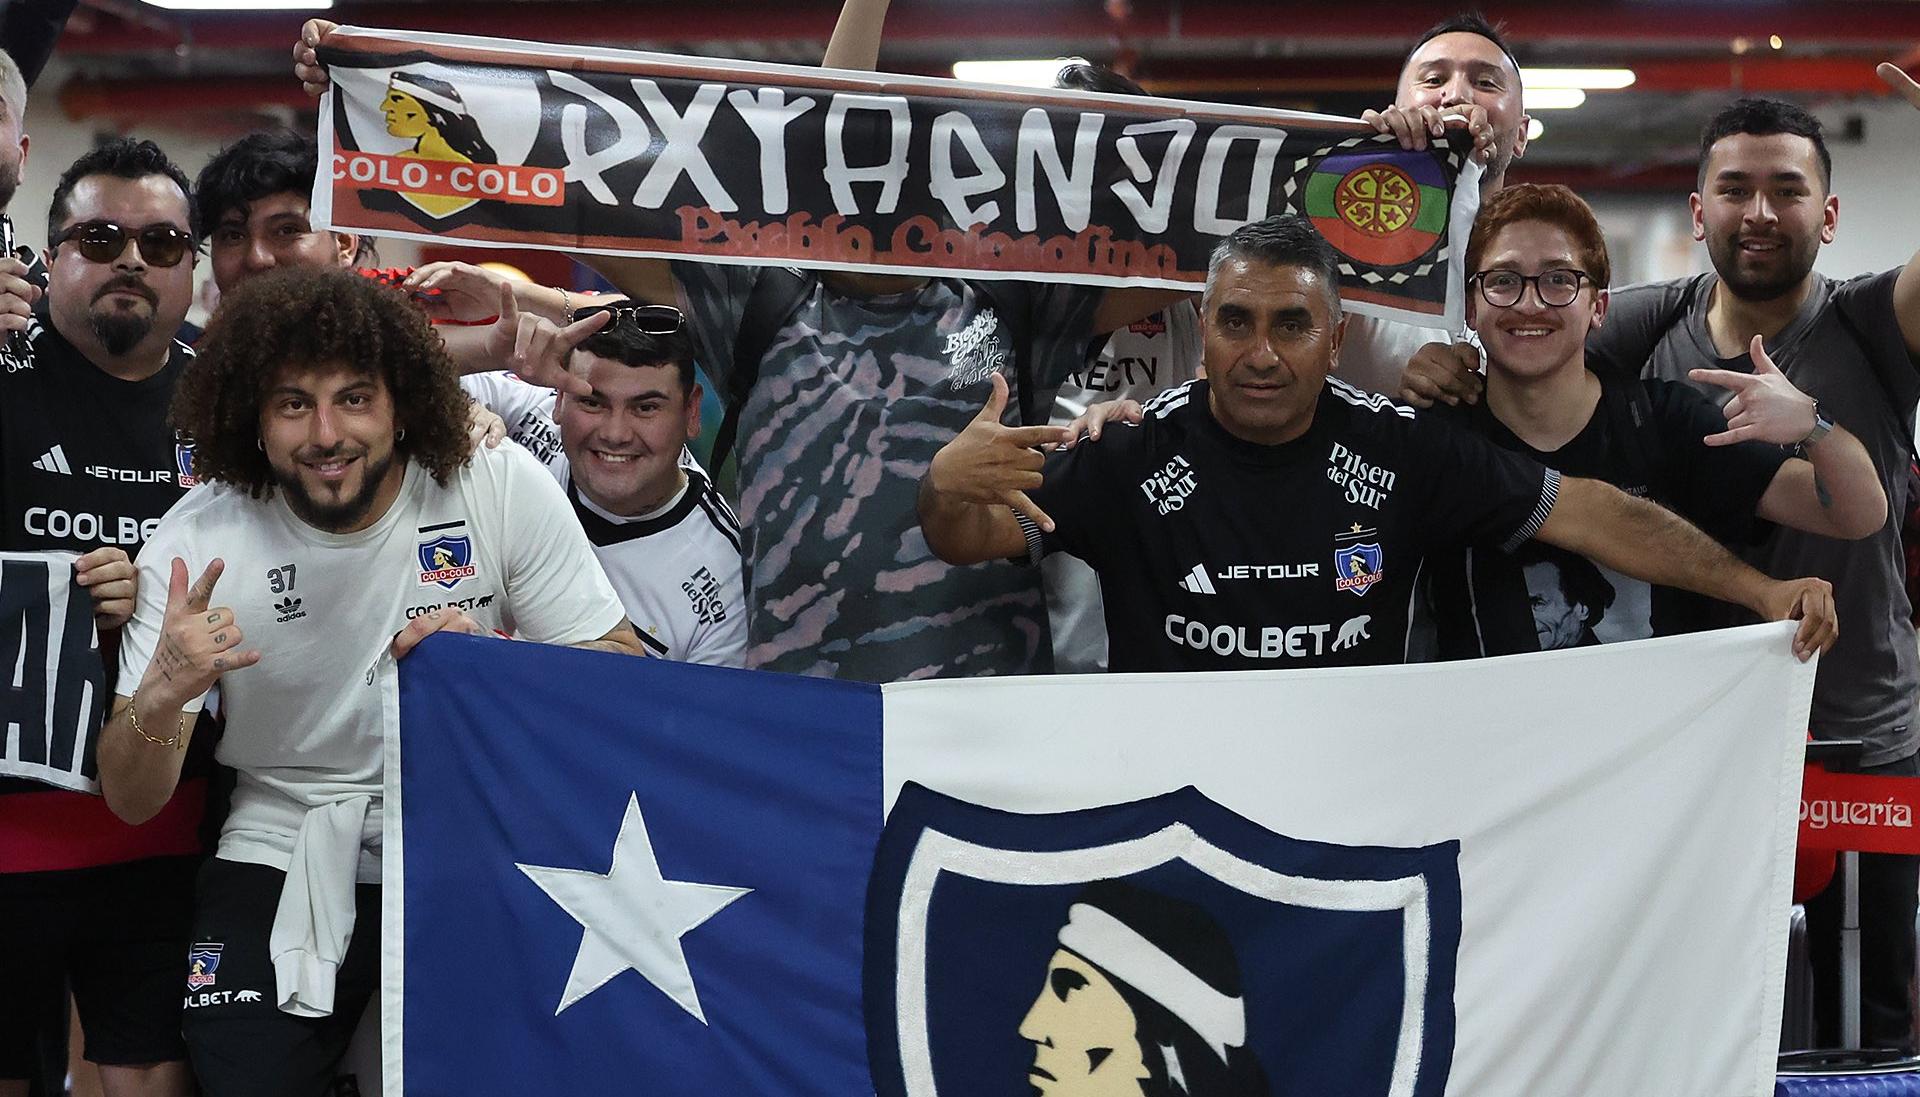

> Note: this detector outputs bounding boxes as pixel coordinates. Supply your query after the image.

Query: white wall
[1811,96,1920,280]
[1584,93,1920,288]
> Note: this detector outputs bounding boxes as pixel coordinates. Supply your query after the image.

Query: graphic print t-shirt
[1417,373,1786,659]
[674,262,1099,682]
[1028,379,1556,672]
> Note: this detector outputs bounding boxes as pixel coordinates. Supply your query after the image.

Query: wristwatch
[1795,401,1834,456]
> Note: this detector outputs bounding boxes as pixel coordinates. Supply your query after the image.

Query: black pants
[183,857,380,1097]
[1806,751,1920,1051]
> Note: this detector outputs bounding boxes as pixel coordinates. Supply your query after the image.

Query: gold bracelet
[559,286,573,324]
[128,687,186,752]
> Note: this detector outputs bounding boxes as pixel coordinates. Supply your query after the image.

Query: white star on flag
[516,793,751,1021]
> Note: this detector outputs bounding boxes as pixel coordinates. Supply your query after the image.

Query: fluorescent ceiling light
[1523,87,1587,111]
[145,0,333,9]
[952,58,1086,88]
[1526,117,1546,141]
[1521,67,1636,90]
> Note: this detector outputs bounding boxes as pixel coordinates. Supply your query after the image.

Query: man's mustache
[93,276,155,305]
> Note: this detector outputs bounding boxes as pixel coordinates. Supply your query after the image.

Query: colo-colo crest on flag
[864,784,1460,1097]
[314,26,1480,328]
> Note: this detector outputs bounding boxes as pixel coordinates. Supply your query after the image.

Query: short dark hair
[196,130,316,234]
[1205,214,1342,313]
[196,129,376,267]
[174,266,472,495]
[575,319,697,393]
[1403,12,1521,81]
[1697,97,1833,191]
[1055,62,1146,97]
[48,137,198,246]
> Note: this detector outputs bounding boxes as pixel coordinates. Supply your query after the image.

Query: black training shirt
[0,316,197,557]
[1417,373,1786,659]
[1030,379,1558,672]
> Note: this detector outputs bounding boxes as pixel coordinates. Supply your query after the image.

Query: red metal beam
[53,0,1920,56]
[1131,55,1899,98]
[59,77,311,122]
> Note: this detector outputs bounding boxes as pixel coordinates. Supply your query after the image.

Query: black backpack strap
[711,267,813,471]
[969,280,1041,425]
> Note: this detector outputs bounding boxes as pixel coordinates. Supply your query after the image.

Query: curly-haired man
[95,266,645,1097]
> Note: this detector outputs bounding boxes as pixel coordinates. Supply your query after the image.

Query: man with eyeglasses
[0,137,202,1097]
[459,291,748,666]
[917,214,1842,673]
[1410,183,1883,660]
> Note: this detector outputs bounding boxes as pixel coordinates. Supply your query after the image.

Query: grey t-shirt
[674,262,1100,682]
[1591,269,1918,764]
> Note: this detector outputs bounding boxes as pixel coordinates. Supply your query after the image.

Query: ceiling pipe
[51,1,1920,56]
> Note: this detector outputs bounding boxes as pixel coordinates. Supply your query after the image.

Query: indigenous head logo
[865,784,1461,1097]
[1334,525,1385,597]
[187,943,223,991]
[1021,882,1266,1096]
[381,72,498,218]
[1305,147,1449,268]
[331,63,554,225]
[174,440,197,488]
[418,534,478,589]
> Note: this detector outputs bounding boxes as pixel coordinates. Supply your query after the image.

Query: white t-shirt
[461,371,746,666]
[1047,299,1204,419]
[461,371,562,469]
[118,443,627,880]
[1334,312,1458,397]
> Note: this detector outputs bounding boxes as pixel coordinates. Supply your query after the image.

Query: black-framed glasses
[574,302,686,335]
[53,220,195,268]
[1471,268,1592,308]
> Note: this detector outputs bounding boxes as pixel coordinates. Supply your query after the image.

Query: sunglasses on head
[53,220,195,268]
[573,302,686,335]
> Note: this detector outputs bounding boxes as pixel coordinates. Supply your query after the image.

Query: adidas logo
[31,445,71,475]
[1176,564,1216,595]
[274,597,306,623]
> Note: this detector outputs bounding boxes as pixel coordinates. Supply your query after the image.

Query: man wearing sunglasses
[0,137,202,1097]
[1413,183,1883,660]
[459,292,748,666]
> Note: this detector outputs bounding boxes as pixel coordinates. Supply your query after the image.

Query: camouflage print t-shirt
[673,262,1101,683]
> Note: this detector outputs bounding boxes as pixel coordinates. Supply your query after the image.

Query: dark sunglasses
[53,220,195,268]
[574,302,686,335]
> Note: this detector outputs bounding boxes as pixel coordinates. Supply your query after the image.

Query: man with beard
[1406,85,1920,1049]
[0,137,200,1097]
[96,266,645,1097]
[1601,93,1920,1053]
